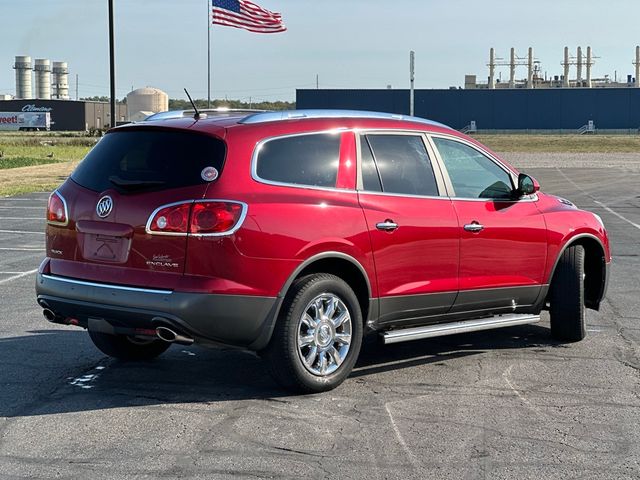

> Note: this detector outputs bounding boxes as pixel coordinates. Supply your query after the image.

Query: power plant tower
[586,47,593,88]
[13,55,33,99]
[52,62,70,100]
[488,47,496,89]
[34,59,52,99]
[576,47,583,86]
[635,46,640,88]
[509,47,516,88]
[527,47,534,88]
[563,47,570,87]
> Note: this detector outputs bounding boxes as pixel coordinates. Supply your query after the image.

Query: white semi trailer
[0,112,51,131]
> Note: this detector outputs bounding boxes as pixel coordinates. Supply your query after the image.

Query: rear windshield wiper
[109,176,166,190]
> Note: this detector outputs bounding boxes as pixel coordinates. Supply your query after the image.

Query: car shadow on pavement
[0,324,564,417]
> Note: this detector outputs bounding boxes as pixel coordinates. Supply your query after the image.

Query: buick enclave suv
[36,110,610,392]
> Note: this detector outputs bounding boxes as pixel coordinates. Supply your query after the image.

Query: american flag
[212,0,287,34]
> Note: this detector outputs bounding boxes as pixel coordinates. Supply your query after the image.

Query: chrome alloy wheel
[297,293,352,376]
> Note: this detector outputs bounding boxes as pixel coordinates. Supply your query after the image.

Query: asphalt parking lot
[1,153,639,479]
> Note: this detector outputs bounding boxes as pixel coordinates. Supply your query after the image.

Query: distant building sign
[21,104,53,113]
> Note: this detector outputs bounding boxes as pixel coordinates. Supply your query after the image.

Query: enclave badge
[96,195,113,218]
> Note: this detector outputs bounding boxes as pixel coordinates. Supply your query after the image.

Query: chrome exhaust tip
[43,308,57,322]
[156,326,194,345]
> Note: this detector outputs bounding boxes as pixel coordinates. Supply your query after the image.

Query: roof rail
[239,109,451,129]
[143,108,267,122]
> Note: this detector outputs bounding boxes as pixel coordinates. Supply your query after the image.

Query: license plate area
[80,233,131,263]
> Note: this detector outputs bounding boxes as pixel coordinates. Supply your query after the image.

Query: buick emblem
[96,195,113,218]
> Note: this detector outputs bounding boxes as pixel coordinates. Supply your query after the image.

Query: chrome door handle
[376,220,398,232]
[464,222,484,232]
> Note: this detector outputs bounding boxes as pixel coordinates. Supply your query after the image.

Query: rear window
[71,129,226,192]
[255,133,340,188]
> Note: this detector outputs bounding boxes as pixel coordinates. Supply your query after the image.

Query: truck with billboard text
[0,112,51,131]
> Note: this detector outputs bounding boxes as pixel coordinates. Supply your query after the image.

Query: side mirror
[517,173,540,196]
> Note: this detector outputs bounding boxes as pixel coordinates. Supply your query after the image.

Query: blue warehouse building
[296,88,640,132]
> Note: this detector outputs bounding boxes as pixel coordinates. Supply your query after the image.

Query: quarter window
[364,135,438,196]
[359,136,382,192]
[256,133,340,188]
[433,138,514,199]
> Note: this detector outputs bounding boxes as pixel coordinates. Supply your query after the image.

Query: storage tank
[52,61,70,100]
[13,55,32,99]
[126,87,169,121]
[34,59,52,100]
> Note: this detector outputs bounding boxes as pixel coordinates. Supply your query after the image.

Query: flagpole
[207,0,211,109]
[108,0,116,128]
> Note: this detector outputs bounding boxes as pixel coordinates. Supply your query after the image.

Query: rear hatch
[46,126,226,289]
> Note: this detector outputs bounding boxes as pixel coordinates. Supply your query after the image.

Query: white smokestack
[14,55,33,99]
[636,46,640,88]
[563,47,570,87]
[576,47,583,86]
[489,48,496,89]
[34,59,51,100]
[509,47,516,88]
[527,47,534,88]
[586,47,592,88]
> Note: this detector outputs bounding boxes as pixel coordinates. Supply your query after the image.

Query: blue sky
[1,0,639,101]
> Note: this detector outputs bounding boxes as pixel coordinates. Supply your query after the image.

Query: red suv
[36,110,610,392]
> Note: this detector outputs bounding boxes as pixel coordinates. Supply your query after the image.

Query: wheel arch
[250,252,374,352]
[547,233,608,310]
[278,252,373,323]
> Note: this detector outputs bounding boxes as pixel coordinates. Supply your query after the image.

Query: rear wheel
[263,274,363,393]
[88,330,170,360]
[549,245,586,342]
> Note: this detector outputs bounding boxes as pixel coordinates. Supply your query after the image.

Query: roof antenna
[184,88,200,119]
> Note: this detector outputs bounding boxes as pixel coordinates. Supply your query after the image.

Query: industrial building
[298,46,640,132]
[2,55,168,130]
[0,99,127,131]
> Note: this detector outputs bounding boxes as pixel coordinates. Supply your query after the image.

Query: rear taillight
[146,202,191,234]
[47,191,68,226]
[190,202,244,235]
[146,200,246,236]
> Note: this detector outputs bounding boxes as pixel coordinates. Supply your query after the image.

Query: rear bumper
[35,273,279,350]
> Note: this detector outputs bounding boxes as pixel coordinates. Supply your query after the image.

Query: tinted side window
[359,136,382,192]
[256,133,340,188]
[366,135,438,196]
[433,138,513,199]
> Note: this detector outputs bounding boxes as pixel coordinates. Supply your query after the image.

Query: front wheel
[549,245,586,342]
[88,330,171,360]
[263,274,363,393]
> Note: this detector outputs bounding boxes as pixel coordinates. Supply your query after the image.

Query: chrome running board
[381,313,541,345]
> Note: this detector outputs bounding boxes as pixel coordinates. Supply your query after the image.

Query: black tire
[263,274,363,393]
[549,245,586,342]
[88,330,171,360]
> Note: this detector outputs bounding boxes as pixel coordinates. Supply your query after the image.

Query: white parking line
[594,201,640,231]
[0,229,45,235]
[0,247,44,251]
[0,269,38,285]
[0,217,43,220]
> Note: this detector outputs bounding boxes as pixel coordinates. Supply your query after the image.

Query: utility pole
[316,74,319,89]
[409,51,415,116]
[108,0,116,128]
[75,73,79,100]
